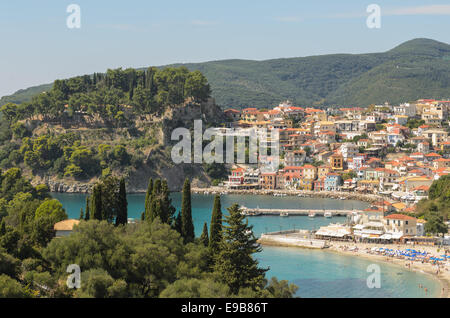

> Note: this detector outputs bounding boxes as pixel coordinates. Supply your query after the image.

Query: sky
[1,0,450,97]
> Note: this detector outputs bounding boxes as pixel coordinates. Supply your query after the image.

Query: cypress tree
[152,179,161,196]
[0,220,6,236]
[149,197,162,222]
[79,208,84,220]
[115,178,128,226]
[181,178,194,243]
[160,180,175,224]
[200,222,209,247]
[214,204,268,294]
[147,179,162,222]
[144,178,153,220]
[91,186,103,220]
[84,196,90,221]
[209,195,223,255]
[174,211,182,234]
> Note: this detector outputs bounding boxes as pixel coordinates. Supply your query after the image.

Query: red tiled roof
[385,214,416,221]
[283,166,303,170]
[413,185,429,191]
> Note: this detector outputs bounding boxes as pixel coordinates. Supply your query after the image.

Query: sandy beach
[326,242,450,298]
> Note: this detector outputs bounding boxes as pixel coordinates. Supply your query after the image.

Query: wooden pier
[240,206,363,216]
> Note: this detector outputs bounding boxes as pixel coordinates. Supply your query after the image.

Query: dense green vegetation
[416,175,450,235]
[1,67,210,121]
[0,66,215,183]
[3,38,450,108]
[0,172,297,298]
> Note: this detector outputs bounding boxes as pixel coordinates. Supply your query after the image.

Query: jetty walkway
[241,206,363,216]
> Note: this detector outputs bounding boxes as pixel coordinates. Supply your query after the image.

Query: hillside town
[216,99,450,245]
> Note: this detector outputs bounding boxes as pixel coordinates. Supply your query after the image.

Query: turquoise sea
[52,192,441,298]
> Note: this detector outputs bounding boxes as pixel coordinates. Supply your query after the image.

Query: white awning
[361,229,383,235]
[315,230,349,238]
[390,232,403,239]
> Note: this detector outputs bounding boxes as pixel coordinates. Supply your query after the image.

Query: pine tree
[209,195,223,255]
[181,178,194,243]
[79,208,84,220]
[115,178,128,226]
[214,204,268,295]
[200,222,209,247]
[84,196,90,221]
[144,178,153,220]
[91,186,103,220]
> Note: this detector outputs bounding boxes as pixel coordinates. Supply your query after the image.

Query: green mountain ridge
[2,38,450,108]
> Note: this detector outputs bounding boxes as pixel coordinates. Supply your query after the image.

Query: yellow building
[329,153,344,171]
[383,214,417,237]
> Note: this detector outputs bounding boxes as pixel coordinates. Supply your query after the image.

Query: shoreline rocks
[191,187,383,203]
[45,180,93,194]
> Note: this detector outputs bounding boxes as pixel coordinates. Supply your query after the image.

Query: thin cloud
[97,24,141,31]
[326,4,450,19]
[274,16,303,23]
[190,20,218,26]
[386,4,450,16]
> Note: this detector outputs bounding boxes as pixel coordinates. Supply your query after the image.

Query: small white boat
[280,212,289,217]
[324,211,332,218]
[339,196,346,200]
[308,211,316,218]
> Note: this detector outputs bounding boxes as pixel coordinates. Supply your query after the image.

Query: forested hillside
[2,38,450,108]
[0,67,227,191]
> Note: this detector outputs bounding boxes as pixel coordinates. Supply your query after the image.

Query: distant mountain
[2,38,450,108]
[0,83,53,106]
